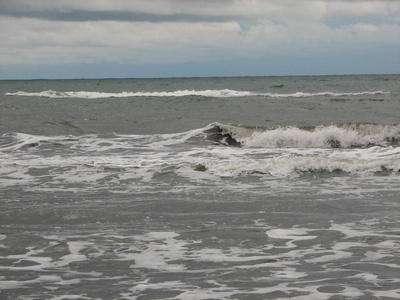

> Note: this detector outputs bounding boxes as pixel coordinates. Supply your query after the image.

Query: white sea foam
[1,219,399,299]
[5,89,388,99]
[266,228,318,248]
[1,130,400,194]
[196,148,400,177]
[0,125,399,200]
[1,148,399,192]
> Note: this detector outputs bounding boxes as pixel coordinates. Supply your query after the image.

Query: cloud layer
[1,0,399,78]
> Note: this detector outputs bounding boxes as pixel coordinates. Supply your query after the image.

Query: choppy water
[1,75,400,299]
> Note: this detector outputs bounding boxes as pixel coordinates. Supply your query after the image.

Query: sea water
[1,75,400,299]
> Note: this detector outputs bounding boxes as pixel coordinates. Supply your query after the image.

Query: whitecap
[5,89,388,99]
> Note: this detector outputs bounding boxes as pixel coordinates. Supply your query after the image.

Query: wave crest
[208,123,400,149]
[5,89,388,99]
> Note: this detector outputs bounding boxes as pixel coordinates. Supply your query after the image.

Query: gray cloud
[1,0,399,24]
[0,0,242,23]
[0,9,238,23]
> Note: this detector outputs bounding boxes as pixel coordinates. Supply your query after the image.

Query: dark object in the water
[204,125,241,147]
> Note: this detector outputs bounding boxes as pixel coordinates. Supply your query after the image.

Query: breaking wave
[206,122,400,149]
[5,89,388,99]
[1,123,400,183]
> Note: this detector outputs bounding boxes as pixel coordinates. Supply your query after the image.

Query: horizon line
[1,72,399,81]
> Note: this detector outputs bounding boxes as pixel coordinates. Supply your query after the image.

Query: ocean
[1,75,399,299]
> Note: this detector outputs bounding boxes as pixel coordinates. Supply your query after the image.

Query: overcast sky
[0,0,399,79]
